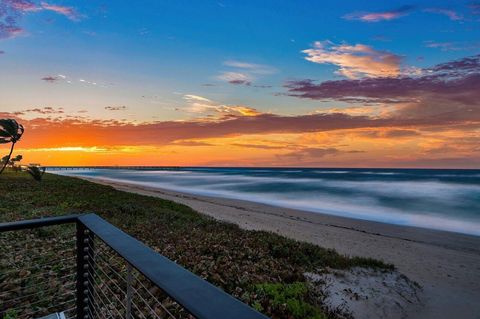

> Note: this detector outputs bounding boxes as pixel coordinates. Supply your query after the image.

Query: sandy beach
[81,177,480,319]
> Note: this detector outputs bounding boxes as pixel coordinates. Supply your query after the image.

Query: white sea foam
[52,168,480,236]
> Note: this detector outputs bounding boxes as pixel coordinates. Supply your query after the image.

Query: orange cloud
[302,41,401,78]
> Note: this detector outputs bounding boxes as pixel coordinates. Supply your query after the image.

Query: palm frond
[0,119,24,143]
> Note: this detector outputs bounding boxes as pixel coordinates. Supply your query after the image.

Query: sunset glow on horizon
[1,0,479,168]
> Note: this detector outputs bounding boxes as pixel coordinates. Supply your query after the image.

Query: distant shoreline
[73,175,480,318]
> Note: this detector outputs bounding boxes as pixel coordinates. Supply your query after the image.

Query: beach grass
[0,171,393,318]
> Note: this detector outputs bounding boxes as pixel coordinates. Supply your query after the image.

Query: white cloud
[182,94,261,117]
[223,60,277,74]
[183,94,212,102]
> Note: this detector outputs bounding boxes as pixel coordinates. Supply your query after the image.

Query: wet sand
[81,177,480,319]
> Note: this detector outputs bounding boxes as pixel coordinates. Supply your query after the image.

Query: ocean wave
[52,168,480,236]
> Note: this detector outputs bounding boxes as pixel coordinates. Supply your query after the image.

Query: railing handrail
[78,214,267,319]
[0,214,80,232]
[0,214,268,319]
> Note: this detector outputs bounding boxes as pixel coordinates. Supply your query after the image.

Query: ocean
[51,167,480,236]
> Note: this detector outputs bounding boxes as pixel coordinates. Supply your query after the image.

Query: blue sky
[2,0,479,119]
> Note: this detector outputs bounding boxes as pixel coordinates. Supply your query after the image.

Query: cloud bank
[286,54,480,124]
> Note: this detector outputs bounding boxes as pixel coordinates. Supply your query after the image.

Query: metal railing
[0,214,268,319]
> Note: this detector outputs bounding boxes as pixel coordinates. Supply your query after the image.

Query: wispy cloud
[423,8,463,20]
[343,5,414,22]
[223,60,277,74]
[424,41,479,52]
[40,2,80,21]
[182,94,216,113]
[216,71,252,85]
[182,93,262,116]
[217,60,276,86]
[302,40,401,79]
[469,2,480,15]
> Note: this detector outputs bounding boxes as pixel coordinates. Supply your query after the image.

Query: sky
[1,0,479,167]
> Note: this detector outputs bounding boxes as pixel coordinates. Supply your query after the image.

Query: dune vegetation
[0,171,392,318]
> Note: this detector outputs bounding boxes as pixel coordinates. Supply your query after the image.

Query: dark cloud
[41,76,59,83]
[232,143,285,150]
[359,129,420,138]
[277,148,340,161]
[229,79,251,86]
[469,2,480,15]
[25,107,64,114]
[105,106,127,111]
[253,84,273,89]
[172,141,215,146]
[13,107,64,115]
[0,50,5,54]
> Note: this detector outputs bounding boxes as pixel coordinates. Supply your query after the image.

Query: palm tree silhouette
[27,165,46,181]
[10,154,23,171]
[0,119,24,174]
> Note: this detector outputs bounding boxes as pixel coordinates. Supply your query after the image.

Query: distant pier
[46,166,181,171]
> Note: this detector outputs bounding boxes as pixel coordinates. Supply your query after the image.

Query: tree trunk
[0,142,15,175]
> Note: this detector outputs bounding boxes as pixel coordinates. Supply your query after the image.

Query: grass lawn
[0,171,392,318]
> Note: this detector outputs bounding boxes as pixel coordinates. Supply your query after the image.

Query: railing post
[126,264,133,319]
[76,222,94,319]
